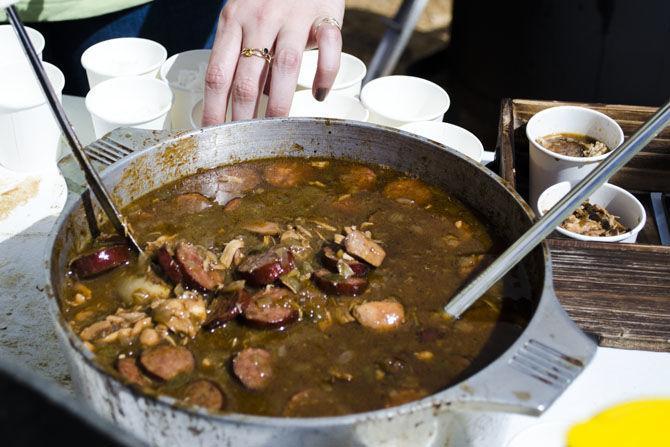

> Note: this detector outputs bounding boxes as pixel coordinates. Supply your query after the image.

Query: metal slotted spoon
[4,4,143,254]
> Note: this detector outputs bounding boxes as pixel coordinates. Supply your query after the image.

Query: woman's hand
[202,0,344,125]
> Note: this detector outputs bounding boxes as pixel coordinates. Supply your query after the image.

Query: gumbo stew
[62,158,531,417]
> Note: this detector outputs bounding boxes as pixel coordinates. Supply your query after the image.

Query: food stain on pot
[514,391,531,401]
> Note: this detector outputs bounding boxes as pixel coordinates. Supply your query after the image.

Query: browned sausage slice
[243,288,298,328]
[262,160,310,188]
[383,178,433,206]
[232,348,273,391]
[321,245,369,277]
[171,192,213,214]
[116,357,150,387]
[223,197,242,212]
[343,230,386,267]
[182,379,226,411]
[202,289,251,330]
[352,299,405,331]
[237,246,295,286]
[156,246,183,284]
[339,165,377,191]
[70,244,131,278]
[312,269,369,296]
[140,345,195,381]
[175,242,224,292]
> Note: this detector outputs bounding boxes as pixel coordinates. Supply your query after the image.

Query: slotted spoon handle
[5,5,142,253]
[445,98,670,318]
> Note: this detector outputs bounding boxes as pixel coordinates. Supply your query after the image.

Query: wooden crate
[497,99,670,352]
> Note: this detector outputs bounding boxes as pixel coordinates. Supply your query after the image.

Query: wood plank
[548,239,670,352]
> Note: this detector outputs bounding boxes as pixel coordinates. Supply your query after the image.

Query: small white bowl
[86,76,173,139]
[399,121,487,162]
[0,25,45,66]
[361,75,450,128]
[159,49,211,129]
[297,50,367,98]
[537,181,646,243]
[190,94,270,129]
[289,90,369,122]
[81,38,167,89]
[526,106,624,210]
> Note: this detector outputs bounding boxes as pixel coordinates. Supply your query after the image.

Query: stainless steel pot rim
[45,117,553,428]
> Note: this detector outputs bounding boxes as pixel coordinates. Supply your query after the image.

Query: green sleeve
[3,0,152,22]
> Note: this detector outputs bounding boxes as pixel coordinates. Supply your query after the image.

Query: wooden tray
[497,99,670,352]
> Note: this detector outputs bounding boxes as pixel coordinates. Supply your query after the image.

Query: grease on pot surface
[61,158,532,417]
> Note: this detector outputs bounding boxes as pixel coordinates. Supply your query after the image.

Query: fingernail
[315,88,328,102]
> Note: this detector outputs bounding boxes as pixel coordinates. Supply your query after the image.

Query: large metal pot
[45,118,596,446]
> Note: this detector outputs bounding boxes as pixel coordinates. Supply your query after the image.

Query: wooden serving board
[497,99,670,352]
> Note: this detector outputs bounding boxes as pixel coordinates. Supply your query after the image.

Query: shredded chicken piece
[220,238,244,268]
[152,297,207,338]
[560,201,628,237]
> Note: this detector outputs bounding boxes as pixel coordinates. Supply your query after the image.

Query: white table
[0,96,667,446]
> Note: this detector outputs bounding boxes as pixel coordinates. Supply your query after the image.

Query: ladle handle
[445,98,670,318]
[5,6,142,253]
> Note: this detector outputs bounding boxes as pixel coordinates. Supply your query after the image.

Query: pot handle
[450,284,597,415]
[58,127,180,194]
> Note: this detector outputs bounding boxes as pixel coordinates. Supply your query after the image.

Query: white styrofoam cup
[81,37,167,89]
[537,181,646,243]
[297,50,367,98]
[159,49,211,130]
[0,62,65,172]
[526,106,624,211]
[399,121,488,163]
[0,25,44,67]
[361,75,450,128]
[190,95,269,129]
[289,90,369,121]
[85,76,173,139]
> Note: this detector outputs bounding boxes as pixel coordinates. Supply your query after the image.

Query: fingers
[312,23,342,102]
[265,28,309,117]
[202,16,243,126]
[231,39,277,121]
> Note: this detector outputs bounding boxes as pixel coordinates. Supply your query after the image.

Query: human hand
[202,0,345,125]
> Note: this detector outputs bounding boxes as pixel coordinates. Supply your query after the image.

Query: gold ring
[241,47,273,64]
[314,17,342,31]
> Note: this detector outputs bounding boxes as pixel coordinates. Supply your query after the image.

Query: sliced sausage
[232,348,273,391]
[182,379,226,411]
[243,221,281,236]
[202,289,251,330]
[383,178,433,206]
[352,299,405,331]
[116,357,150,387]
[262,160,309,188]
[70,244,132,278]
[223,197,242,212]
[171,192,213,214]
[339,165,377,191]
[218,166,261,193]
[243,287,298,328]
[321,245,369,277]
[175,242,224,292]
[343,230,386,267]
[312,269,369,296]
[140,345,195,381]
[237,246,295,286]
[156,246,183,284]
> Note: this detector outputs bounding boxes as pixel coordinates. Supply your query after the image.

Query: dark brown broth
[62,158,531,417]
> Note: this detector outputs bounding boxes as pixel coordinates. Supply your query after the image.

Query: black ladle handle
[5,6,142,253]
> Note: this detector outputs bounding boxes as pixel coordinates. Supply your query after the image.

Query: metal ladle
[4,5,143,254]
[445,98,670,318]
